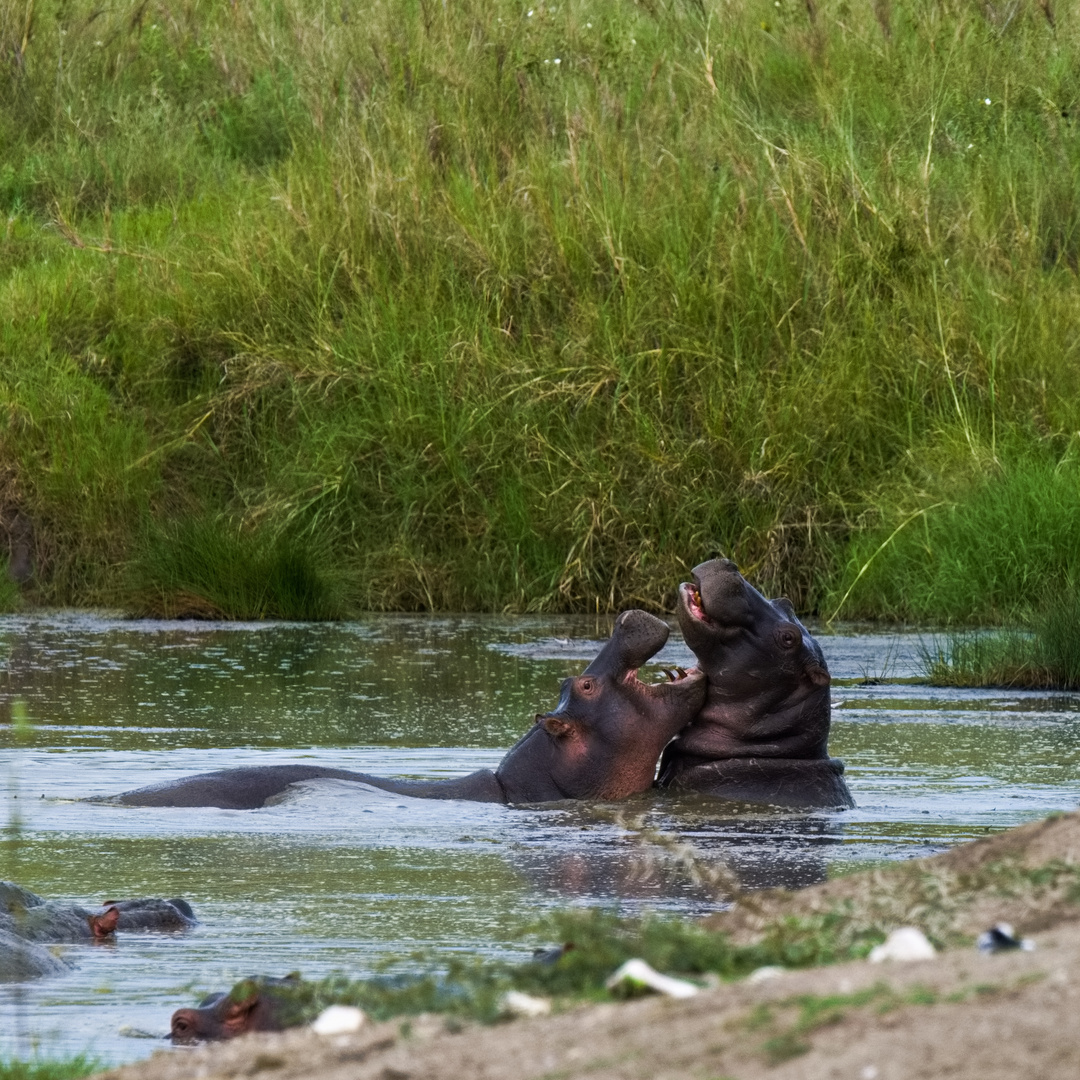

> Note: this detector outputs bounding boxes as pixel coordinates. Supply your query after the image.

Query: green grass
[922,589,1080,688]
[750,984,939,1065]
[187,905,892,1028]
[128,517,349,619]
[0,1058,99,1080]
[830,458,1080,624]
[0,0,1078,616]
[0,568,19,614]
[176,852,1080,1027]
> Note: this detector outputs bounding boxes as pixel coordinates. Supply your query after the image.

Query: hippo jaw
[677,560,829,685]
[532,662,706,801]
[496,610,706,802]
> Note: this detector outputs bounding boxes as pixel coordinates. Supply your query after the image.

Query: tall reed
[0,0,1076,616]
[923,589,1080,689]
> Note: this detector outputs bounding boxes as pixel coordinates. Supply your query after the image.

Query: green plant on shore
[922,589,1080,688]
[0,568,19,614]
[0,1060,99,1080]
[831,458,1080,625]
[127,516,348,620]
[0,0,1077,617]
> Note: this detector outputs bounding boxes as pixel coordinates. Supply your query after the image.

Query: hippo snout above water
[657,558,854,810]
[110,610,705,809]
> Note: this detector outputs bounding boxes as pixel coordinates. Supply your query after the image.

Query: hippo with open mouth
[111,610,705,809]
[657,558,854,810]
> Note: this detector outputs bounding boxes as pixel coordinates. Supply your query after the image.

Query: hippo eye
[775,625,802,650]
[579,679,594,693]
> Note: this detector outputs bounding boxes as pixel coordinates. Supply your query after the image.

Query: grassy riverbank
[922,589,1080,689]
[90,810,1080,1080]
[0,0,1077,618]
[114,810,1080,1037]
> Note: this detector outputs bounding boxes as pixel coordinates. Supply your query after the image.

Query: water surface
[0,614,1077,1063]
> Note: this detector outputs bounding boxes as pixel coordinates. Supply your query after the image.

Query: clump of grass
[0,568,19,614]
[750,984,937,1066]
[0,1059,99,1080]
[922,590,1080,689]
[127,517,348,620]
[831,458,1080,624]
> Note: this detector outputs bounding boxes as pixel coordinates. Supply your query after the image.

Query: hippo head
[496,610,706,802]
[171,976,297,1043]
[170,992,242,1044]
[665,558,831,761]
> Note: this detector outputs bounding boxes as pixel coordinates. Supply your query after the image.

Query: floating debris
[976,923,1034,954]
[605,959,699,999]
[311,1005,366,1035]
[868,927,936,963]
[117,1025,163,1039]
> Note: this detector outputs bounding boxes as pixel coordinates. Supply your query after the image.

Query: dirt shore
[97,811,1080,1080]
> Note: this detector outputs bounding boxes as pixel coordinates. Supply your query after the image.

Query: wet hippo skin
[0,881,119,943]
[171,975,301,1043]
[0,931,70,982]
[99,897,198,931]
[111,610,706,810]
[657,558,855,810]
[0,882,199,941]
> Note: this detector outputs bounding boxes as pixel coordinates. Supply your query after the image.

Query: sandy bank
[96,810,1080,1080]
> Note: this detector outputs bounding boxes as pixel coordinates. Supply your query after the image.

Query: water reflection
[0,614,1078,1064]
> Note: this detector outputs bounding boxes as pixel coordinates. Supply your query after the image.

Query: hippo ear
[89,906,120,938]
[541,715,575,739]
[223,994,261,1031]
[223,984,262,1032]
[773,597,797,618]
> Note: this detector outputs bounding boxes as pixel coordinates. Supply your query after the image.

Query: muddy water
[0,614,1078,1064]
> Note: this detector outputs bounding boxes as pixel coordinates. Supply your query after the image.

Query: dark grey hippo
[657,558,854,810]
[170,975,303,1043]
[0,882,198,941]
[0,884,197,981]
[0,882,120,943]
[100,896,198,931]
[0,930,69,982]
[111,610,706,809]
